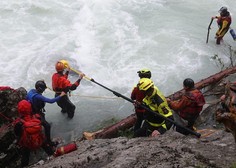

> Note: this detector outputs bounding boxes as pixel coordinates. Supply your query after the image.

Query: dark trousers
[40,113,52,143]
[173,112,198,135]
[55,94,75,118]
[134,112,145,131]
[20,143,54,167]
[134,121,167,137]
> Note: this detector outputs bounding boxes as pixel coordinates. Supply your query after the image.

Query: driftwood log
[83,66,236,140]
[215,81,236,142]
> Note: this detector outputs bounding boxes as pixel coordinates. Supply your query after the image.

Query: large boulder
[0,87,27,168]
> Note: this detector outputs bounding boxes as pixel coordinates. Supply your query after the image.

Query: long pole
[206,18,214,43]
[71,68,201,138]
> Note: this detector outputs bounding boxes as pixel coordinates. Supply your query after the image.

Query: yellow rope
[46,86,120,100]
[70,94,120,100]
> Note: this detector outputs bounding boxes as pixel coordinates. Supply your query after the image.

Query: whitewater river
[0,0,236,141]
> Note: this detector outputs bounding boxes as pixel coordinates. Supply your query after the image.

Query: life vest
[52,73,71,92]
[17,117,44,150]
[27,89,45,113]
[143,87,172,127]
[217,15,231,36]
[179,89,205,120]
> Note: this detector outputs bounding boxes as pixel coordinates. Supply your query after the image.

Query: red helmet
[17,100,32,116]
[55,61,65,72]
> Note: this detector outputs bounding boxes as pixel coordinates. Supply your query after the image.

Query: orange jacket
[52,72,79,93]
[169,89,205,120]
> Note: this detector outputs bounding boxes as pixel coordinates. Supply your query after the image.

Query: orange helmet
[17,100,32,116]
[55,61,65,72]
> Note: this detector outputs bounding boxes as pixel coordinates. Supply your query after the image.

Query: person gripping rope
[131,69,151,132]
[52,61,84,119]
[27,80,65,146]
[212,7,232,45]
[134,78,173,137]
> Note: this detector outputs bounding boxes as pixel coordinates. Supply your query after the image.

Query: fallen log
[83,66,236,140]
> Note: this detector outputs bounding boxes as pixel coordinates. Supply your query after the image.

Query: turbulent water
[0,0,236,141]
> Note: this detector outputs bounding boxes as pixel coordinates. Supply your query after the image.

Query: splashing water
[0,0,236,141]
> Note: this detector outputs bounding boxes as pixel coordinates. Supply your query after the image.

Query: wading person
[212,7,231,45]
[52,61,84,119]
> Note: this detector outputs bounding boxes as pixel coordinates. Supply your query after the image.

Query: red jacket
[131,86,145,113]
[52,72,79,93]
[169,89,205,120]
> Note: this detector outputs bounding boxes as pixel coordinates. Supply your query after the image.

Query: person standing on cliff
[27,80,66,146]
[134,78,173,137]
[167,78,205,135]
[131,69,152,132]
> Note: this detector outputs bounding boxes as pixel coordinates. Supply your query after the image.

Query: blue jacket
[27,89,61,113]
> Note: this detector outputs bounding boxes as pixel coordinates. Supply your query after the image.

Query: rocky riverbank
[1,70,236,168]
[29,129,236,168]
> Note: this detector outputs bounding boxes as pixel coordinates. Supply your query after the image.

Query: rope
[46,86,122,100]
[197,129,218,138]
[0,112,13,122]
[70,94,121,100]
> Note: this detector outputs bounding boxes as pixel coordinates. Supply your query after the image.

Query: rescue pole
[89,78,201,138]
[206,18,214,43]
[59,59,200,138]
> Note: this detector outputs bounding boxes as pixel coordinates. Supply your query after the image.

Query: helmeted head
[35,80,47,93]
[137,69,151,79]
[17,100,32,117]
[219,6,228,16]
[138,78,154,91]
[183,78,194,89]
[55,61,65,72]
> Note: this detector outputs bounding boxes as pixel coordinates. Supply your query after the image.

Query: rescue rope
[0,112,15,134]
[46,87,121,100]
[70,94,120,100]
[197,129,218,138]
[0,112,13,122]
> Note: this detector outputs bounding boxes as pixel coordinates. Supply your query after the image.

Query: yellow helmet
[138,78,154,91]
[59,60,70,68]
[137,69,151,78]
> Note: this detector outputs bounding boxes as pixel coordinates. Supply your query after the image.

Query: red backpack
[18,118,44,150]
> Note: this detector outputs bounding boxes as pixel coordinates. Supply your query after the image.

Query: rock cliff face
[0,87,27,168]
[28,76,236,168]
[1,72,236,168]
[29,130,236,168]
